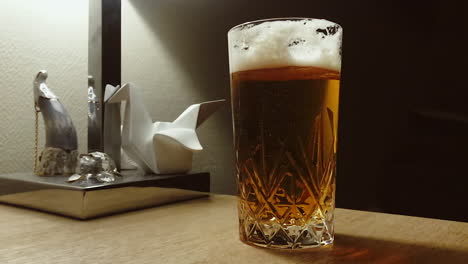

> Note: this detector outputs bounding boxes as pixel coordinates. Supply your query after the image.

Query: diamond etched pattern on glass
[237,105,336,249]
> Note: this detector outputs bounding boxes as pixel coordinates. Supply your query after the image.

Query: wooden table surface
[1,195,467,264]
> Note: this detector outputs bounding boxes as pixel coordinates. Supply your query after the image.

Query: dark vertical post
[88,0,121,167]
[88,0,103,151]
[101,0,121,90]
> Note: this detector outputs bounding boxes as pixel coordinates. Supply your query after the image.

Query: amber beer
[229,18,342,249]
[232,65,339,248]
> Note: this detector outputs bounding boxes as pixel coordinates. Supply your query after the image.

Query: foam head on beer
[228,18,342,73]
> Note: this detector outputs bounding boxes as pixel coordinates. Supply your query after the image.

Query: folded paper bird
[104,83,224,174]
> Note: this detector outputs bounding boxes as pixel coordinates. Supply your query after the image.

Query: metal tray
[0,171,209,219]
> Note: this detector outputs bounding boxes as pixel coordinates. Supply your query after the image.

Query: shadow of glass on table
[260,234,468,264]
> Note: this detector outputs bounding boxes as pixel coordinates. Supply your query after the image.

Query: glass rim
[228,17,342,34]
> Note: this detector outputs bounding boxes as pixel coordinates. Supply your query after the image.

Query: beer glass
[228,18,342,249]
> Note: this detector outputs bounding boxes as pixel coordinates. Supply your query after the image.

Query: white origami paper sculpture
[104,83,224,174]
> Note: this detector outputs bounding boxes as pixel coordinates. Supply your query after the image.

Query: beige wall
[0,1,89,174]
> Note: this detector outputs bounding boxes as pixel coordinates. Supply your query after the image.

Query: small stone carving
[68,152,121,183]
[36,148,78,176]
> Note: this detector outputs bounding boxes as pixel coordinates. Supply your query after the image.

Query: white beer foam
[228,19,342,73]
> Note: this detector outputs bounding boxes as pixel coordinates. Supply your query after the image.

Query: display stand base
[0,171,209,219]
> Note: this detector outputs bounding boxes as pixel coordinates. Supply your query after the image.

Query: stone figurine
[33,70,78,176]
[105,83,224,174]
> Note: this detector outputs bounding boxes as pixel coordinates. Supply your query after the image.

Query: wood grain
[1,195,467,264]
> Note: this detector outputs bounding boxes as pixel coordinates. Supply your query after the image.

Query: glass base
[239,220,334,249]
[240,236,334,249]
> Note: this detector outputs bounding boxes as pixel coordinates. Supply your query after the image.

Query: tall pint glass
[228,18,342,249]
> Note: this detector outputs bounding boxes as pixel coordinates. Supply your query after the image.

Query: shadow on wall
[128,0,340,92]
